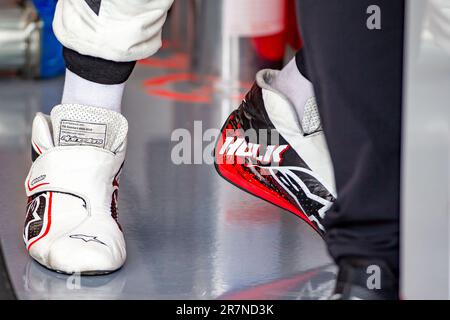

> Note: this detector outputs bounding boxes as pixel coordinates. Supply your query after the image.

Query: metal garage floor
[0,50,334,299]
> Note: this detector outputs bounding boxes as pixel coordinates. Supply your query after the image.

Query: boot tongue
[257,69,322,135]
[50,104,128,153]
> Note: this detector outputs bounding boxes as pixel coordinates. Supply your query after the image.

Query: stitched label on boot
[59,120,107,148]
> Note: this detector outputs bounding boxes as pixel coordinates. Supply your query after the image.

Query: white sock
[271,58,315,121]
[61,69,125,113]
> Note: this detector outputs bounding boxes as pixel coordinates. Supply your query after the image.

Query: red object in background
[138,52,188,69]
[143,73,213,103]
[285,0,303,50]
[250,32,286,61]
[249,0,302,61]
[143,73,251,104]
[249,0,287,61]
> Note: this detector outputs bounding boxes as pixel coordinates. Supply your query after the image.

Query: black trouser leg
[63,47,136,85]
[62,1,135,85]
[296,0,404,275]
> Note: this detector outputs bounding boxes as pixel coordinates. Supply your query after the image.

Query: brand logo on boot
[24,194,47,243]
[60,135,104,146]
[255,165,335,232]
[30,175,46,186]
[69,234,107,246]
[219,136,288,165]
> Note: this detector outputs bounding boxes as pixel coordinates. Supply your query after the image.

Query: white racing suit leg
[53,0,174,62]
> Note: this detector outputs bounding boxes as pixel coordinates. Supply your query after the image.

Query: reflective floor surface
[0,49,334,299]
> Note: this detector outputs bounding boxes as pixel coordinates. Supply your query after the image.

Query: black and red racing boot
[214,69,336,236]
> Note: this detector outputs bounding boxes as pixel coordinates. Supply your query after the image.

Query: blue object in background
[32,0,65,78]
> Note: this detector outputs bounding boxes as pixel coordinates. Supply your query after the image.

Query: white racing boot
[24,104,128,275]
